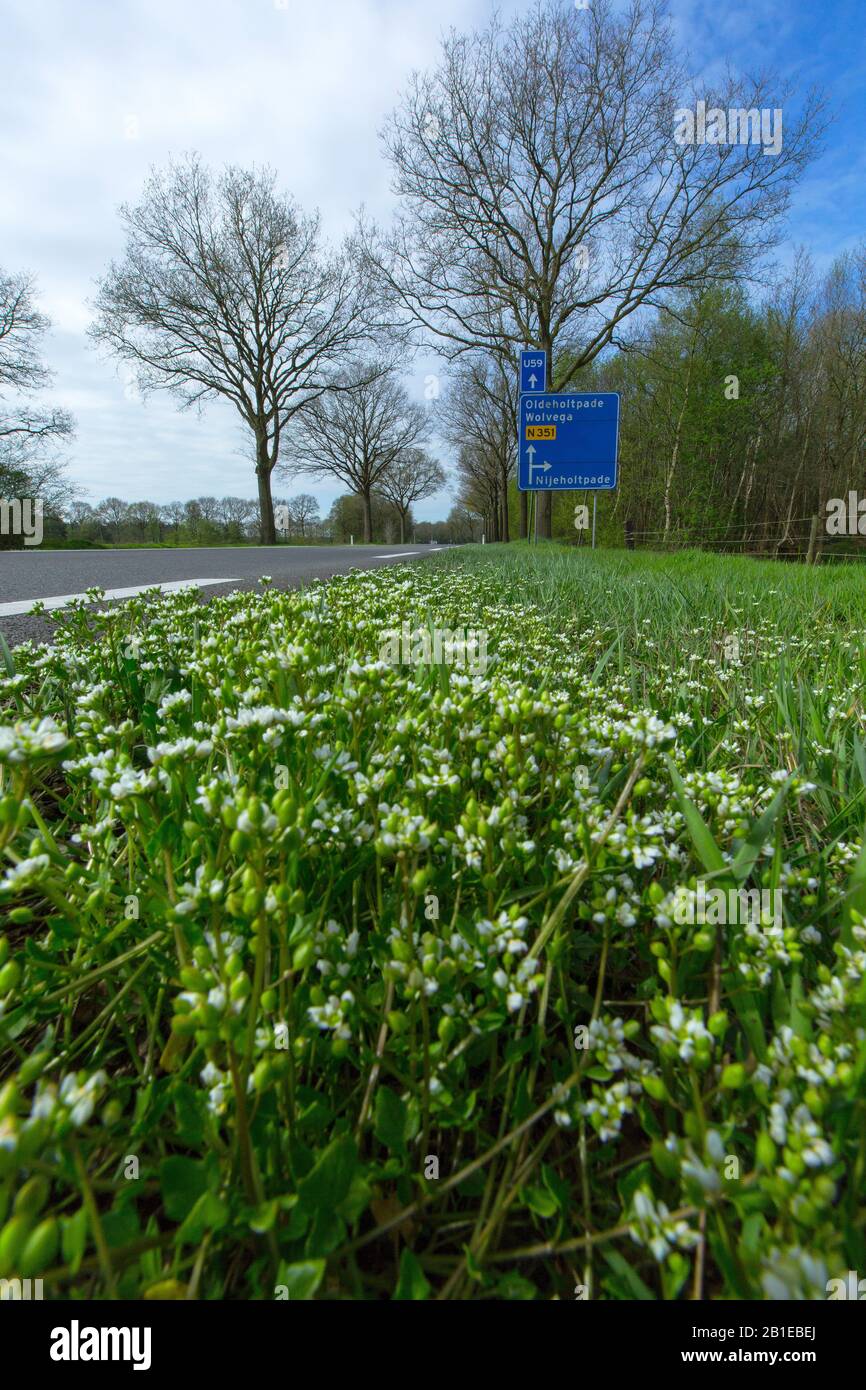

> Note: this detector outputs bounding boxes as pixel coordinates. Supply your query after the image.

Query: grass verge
[1,544,865,1300]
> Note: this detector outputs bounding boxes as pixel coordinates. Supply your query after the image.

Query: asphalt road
[0,543,442,648]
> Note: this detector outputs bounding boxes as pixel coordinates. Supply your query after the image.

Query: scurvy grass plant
[1,543,865,1301]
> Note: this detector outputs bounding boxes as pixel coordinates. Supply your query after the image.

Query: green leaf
[173,1085,205,1148]
[841,834,866,949]
[101,1201,140,1249]
[275,1259,325,1301]
[664,756,728,877]
[374,1087,408,1153]
[603,1248,654,1300]
[730,784,789,886]
[740,1213,765,1257]
[393,1248,431,1300]
[522,1185,558,1218]
[724,974,767,1063]
[159,1156,209,1222]
[297,1134,357,1213]
[304,1208,345,1257]
[541,1162,570,1213]
[771,971,789,1029]
[61,1206,88,1273]
[495,1271,538,1300]
[463,1243,487,1283]
[335,1173,372,1224]
[591,635,620,683]
[789,969,810,1039]
[177,1190,228,1244]
[0,630,15,678]
[249,1199,279,1233]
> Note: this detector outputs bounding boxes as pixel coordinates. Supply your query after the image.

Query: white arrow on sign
[526,444,551,478]
[528,372,538,388]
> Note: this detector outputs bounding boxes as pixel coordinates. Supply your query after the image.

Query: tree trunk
[255,433,276,545]
[664,353,695,542]
[361,490,373,543]
[537,490,552,538]
[398,509,407,544]
[777,408,813,554]
[519,490,528,540]
[500,459,510,541]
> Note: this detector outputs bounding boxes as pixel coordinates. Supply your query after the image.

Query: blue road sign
[519,349,547,395]
[518,392,620,491]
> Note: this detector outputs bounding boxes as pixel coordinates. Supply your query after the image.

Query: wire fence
[609,514,866,563]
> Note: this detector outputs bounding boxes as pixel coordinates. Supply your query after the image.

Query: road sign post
[517,350,619,546]
[519,351,550,544]
[519,349,548,395]
[517,392,620,492]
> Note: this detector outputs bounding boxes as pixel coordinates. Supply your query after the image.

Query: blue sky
[1,0,864,522]
[670,0,866,265]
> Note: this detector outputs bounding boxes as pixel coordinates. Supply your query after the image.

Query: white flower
[0,716,68,764]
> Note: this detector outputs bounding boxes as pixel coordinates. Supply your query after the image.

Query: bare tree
[218,496,258,536]
[0,267,74,464]
[126,500,163,541]
[380,447,447,542]
[286,493,320,537]
[439,359,516,539]
[67,500,96,528]
[453,443,503,542]
[1,269,52,395]
[285,360,429,541]
[89,155,383,543]
[446,502,482,543]
[364,0,827,535]
[159,501,188,537]
[190,496,222,525]
[98,497,129,533]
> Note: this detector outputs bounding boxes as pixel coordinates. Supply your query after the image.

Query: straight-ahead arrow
[528,373,538,388]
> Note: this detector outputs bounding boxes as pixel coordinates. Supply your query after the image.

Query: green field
[1,544,865,1300]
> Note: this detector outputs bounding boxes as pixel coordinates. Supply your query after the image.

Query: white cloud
[1,0,498,516]
[0,0,859,521]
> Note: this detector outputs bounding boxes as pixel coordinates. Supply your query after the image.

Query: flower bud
[756,1131,776,1170]
[0,1214,31,1277]
[17,1050,50,1088]
[13,1177,49,1219]
[0,960,21,994]
[437,1016,456,1045]
[292,939,315,971]
[721,1063,746,1089]
[19,1217,59,1276]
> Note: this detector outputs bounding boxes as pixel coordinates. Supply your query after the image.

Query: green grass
[1,544,865,1300]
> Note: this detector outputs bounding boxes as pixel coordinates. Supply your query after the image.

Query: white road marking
[375,550,442,559]
[0,577,240,617]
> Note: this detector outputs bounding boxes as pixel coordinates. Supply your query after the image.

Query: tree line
[1,487,483,549]
[449,245,866,553]
[3,1,842,552]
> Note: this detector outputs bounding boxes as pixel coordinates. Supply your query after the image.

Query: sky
[1,0,865,523]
